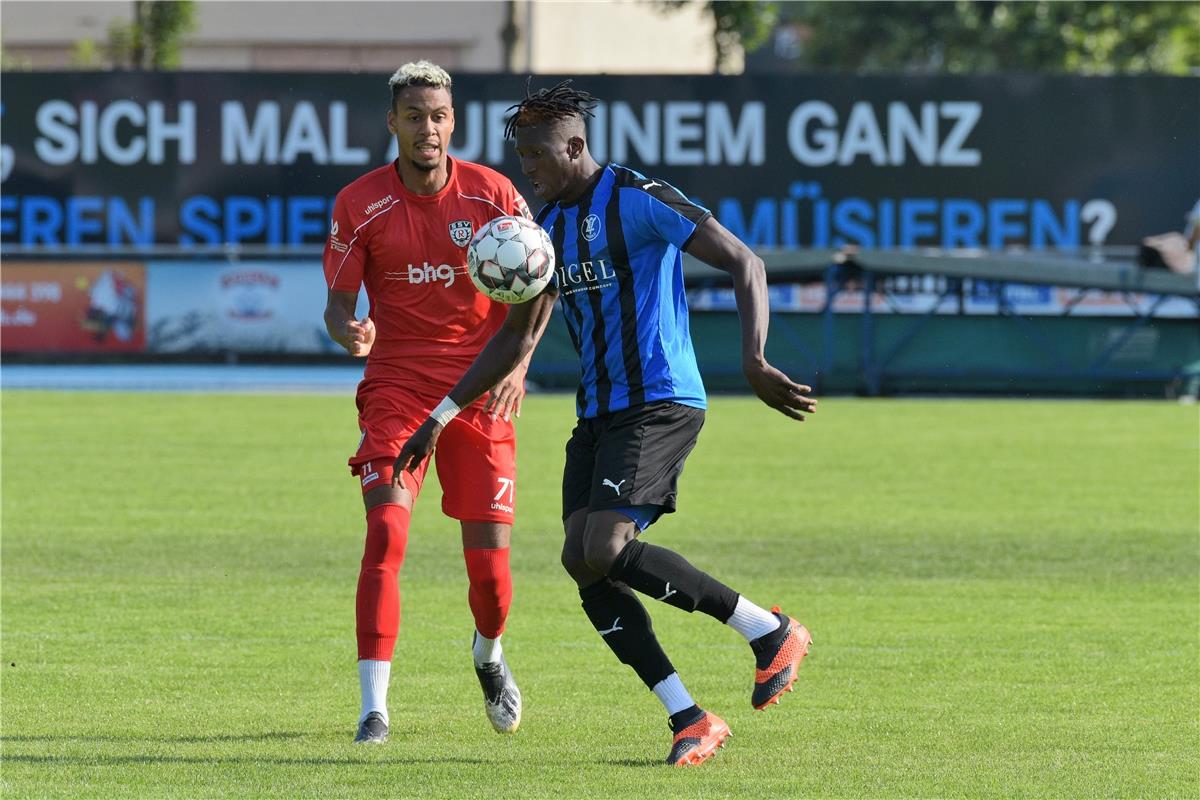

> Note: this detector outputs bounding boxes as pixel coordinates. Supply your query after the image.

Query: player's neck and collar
[392,155,458,202]
[555,161,607,209]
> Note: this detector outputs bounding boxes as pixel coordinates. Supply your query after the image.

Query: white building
[1,0,723,73]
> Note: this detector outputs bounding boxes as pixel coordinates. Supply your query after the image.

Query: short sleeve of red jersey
[323,194,364,292]
[507,184,533,221]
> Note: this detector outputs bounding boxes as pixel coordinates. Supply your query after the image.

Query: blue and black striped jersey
[536,163,711,419]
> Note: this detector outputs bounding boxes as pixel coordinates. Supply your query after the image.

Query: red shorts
[350,384,516,524]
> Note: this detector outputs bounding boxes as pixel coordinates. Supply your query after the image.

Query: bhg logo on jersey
[385,261,462,288]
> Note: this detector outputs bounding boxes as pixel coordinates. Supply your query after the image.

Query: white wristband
[430,396,461,427]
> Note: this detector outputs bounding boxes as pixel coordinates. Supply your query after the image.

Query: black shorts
[561,400,705,521]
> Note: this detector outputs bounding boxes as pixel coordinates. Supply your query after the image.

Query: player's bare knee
[363,483,412,512]
[581,512,638,574]
[582,534,625,575]
[461,522,510,549]
[561,516,598,584]
[560,541,582,571]
[560,549,596,586]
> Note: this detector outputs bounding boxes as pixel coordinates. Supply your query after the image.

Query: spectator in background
[1139,198,1200,275]
[1187,199,1200,268]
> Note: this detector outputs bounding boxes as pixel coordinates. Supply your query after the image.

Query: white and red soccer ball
[467,216,556,304]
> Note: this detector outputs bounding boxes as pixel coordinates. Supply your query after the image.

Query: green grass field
[2,391,1197,799]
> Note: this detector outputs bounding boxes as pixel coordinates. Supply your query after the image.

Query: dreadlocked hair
[503,79,598,140]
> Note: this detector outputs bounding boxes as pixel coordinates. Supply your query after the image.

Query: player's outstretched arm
[393,289,557,478]
[685,218,817,421]
[482,347,537,421]
[324,290,375,357]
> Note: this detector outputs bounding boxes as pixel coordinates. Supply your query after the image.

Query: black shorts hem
[561,495,678,522]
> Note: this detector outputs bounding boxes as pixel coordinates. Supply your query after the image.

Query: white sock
[652,672,695,716]
[726,596,781,642]
[472,632,502,666]
[358,659,391,725]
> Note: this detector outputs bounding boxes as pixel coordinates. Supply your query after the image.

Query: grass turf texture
[2,392,1197,799]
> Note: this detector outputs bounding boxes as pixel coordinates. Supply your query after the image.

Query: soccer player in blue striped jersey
[395,81,817,767]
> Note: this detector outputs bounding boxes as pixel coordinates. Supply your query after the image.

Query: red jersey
[323,156,531,390]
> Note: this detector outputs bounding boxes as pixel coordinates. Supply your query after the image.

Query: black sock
[750,614,790,667]
[608,539,739,622]
[579,578,675,689]
[668,704,704,732]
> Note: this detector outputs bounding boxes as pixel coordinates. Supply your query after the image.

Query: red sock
[463,547,512,639]
[356,504,411,661]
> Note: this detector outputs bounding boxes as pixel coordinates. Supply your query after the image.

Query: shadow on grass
[2,753,492,766]
[603,757,663,768]
[1,732,307,744]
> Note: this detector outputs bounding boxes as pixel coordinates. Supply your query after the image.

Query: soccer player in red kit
[322,61,534,744]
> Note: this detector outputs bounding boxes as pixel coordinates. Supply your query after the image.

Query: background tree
[0,46,33,71]
[752,1,1200,74]
[656,1,781,73]
[103,1,196,69]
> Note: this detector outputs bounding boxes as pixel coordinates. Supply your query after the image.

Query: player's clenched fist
[342,317,376,357]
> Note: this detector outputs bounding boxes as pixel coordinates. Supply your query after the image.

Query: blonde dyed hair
[388,61,452,96]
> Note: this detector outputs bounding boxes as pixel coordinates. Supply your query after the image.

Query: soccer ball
[467,216,556,304]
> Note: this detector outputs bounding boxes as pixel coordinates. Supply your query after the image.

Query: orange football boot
[751,607,812,710]
[666,709,731,767]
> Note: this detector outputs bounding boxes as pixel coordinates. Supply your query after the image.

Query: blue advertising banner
[1,72,1196,252]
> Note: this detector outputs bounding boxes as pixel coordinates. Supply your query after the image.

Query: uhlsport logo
[385,261,465,288]
[581,213,601,242]
[363,195,394,216]
[448,219,474,247]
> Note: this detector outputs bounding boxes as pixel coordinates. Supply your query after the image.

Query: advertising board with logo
[1,262,146,352]
[145,261,362,353]
[688,279,1199,318]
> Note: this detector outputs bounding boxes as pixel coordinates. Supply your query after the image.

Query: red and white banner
[1,262,146,352]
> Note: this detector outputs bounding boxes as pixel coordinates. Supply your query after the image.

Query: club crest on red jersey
[449,219,474,248]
